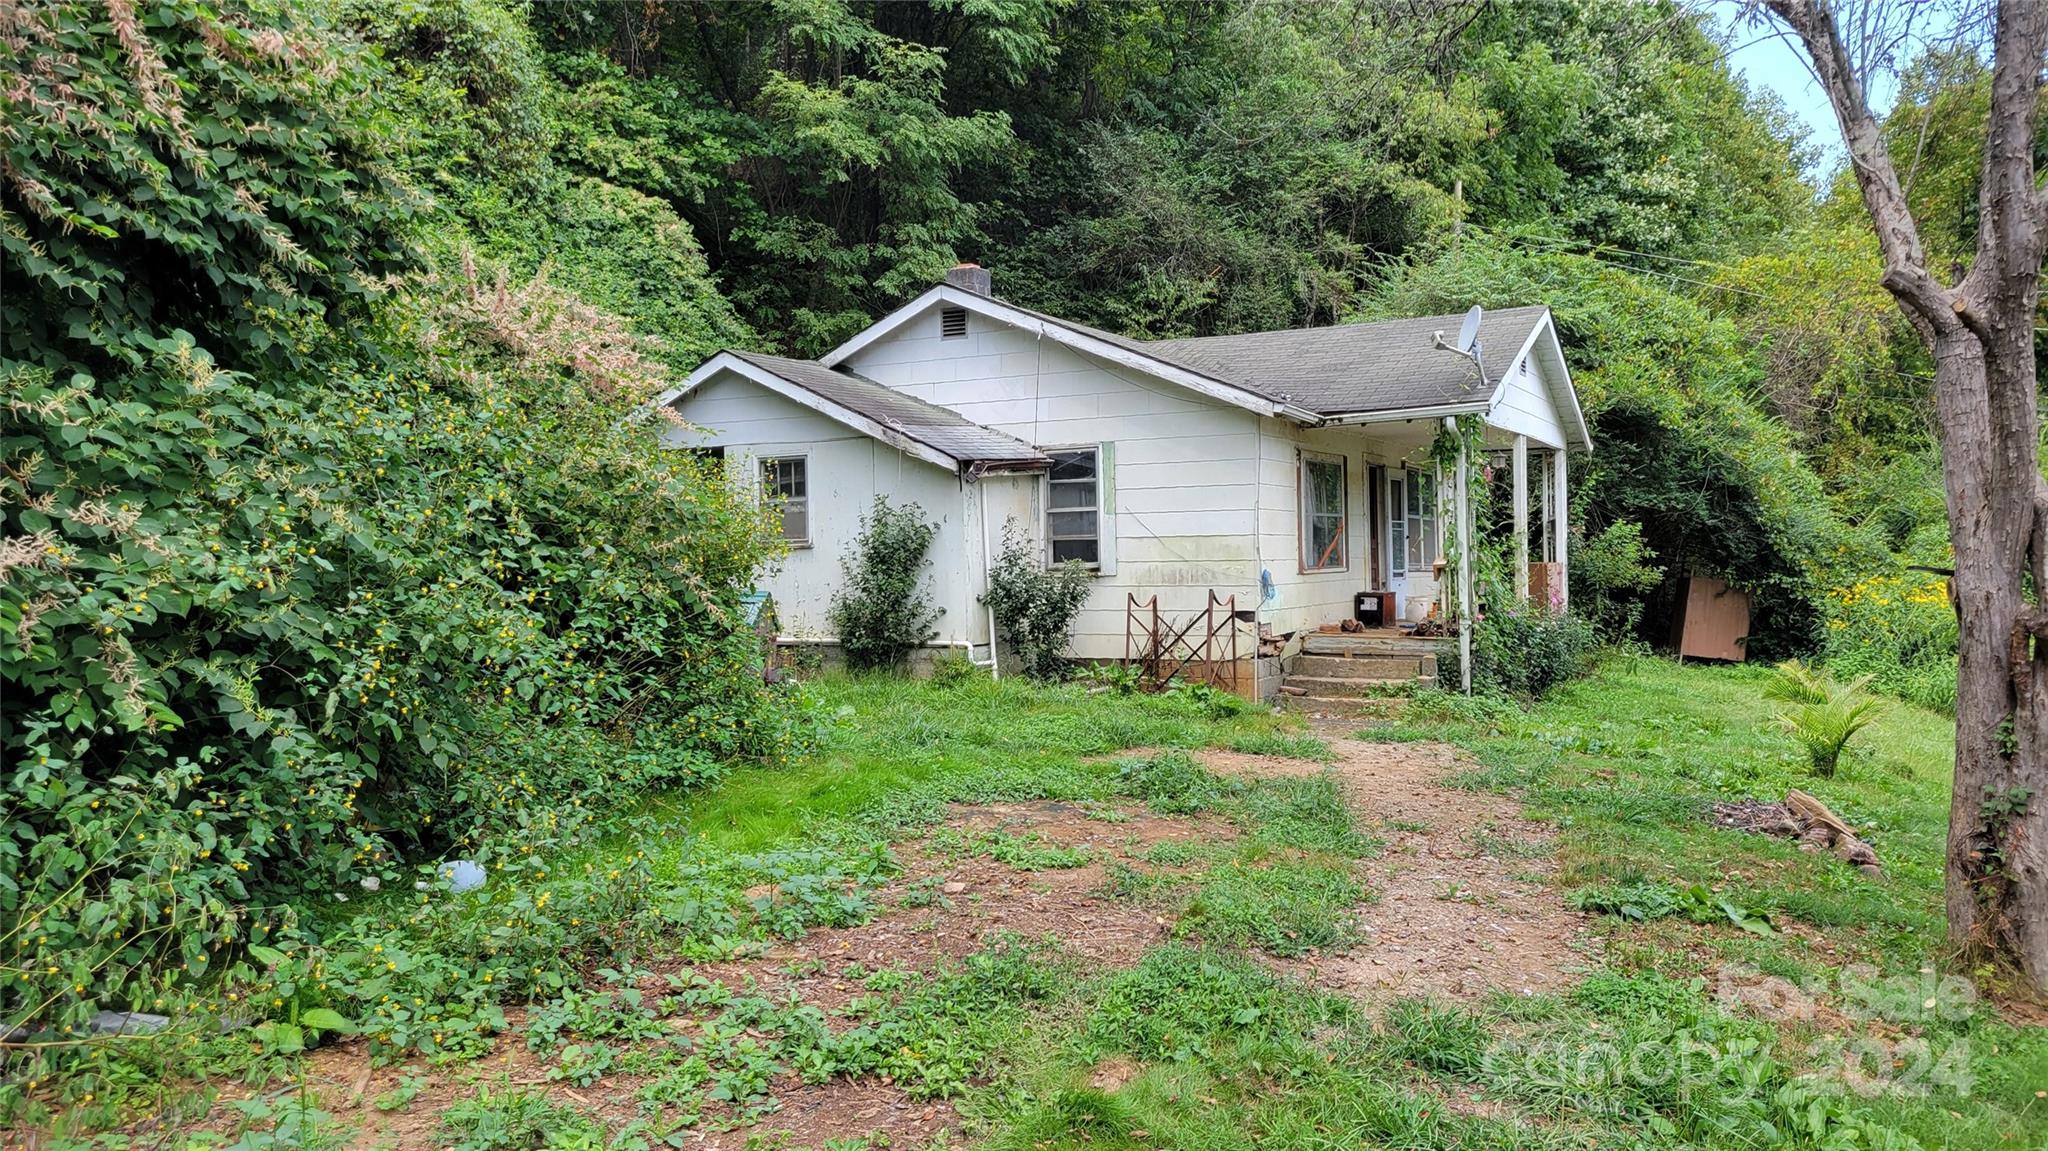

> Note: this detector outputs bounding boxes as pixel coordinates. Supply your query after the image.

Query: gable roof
[820,286,1588,449]
[658,351,1050,472]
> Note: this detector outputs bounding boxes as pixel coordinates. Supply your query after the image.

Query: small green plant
[548,1042,617,1087]
[1568,880,1772,935]
[978,830,1089,870]
[830,497,944,671]
[981,523,1093,680]
[1767,661,1883,777]
[930,653,988,687]
[440,1082,601,1151]
[1075,661,1145,695]
[373,1074,428,1113]
[1116,750,1233,815]
[1164,678,1251,718]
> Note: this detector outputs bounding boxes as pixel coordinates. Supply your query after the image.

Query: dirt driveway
[1202,734,1596,1002]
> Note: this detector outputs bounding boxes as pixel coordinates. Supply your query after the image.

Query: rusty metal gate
[1123,590,1240,692]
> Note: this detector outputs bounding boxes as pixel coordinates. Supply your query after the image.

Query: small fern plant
[1767,661,1882,777]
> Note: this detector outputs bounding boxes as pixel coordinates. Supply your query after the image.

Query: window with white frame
[1046,448,1099,566]
[1406,468,1437,571]
[1299,453,1347,572]
[760,456,809,544]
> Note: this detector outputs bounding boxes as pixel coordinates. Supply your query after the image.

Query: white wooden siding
[846,312,1264,658]
[1486,356,1567,449]
[664,372,975,645]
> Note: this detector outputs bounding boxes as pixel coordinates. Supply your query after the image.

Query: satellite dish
[1454,305,1483,355]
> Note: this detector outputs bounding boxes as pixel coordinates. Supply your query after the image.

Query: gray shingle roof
[728,351,1048,467]
[1150,306,1551,415]
[955,290,1549,416]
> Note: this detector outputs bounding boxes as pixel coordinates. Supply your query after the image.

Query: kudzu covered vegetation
[1,0,799,1045]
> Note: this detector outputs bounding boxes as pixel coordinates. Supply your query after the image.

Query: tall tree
[1760,0,2046,992]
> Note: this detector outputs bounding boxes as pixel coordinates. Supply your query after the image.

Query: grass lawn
[28,660,2048,1151]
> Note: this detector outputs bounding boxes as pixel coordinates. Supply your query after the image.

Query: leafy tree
[1364,235,1868,658]
[1762,0,2048,993]
[534,0,1019,354]
[0,2,787,1039]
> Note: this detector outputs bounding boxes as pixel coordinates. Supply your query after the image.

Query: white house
[659,265,1590,696]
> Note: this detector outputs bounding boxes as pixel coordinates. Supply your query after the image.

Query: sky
[1707,2,1850,176]
[1706,1,1970,182]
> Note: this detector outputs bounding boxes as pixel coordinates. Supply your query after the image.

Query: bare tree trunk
[1767,0,2047,994]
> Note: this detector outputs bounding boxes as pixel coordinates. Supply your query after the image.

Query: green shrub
[1467,607,1599,697]
[1571,519,1665,640]
[1,0,417,373]
[981,524,1092,680]
[3,268,796,1037]
[828,497,943,671]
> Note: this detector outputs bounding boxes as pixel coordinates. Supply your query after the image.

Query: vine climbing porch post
[1450,417,1475,694]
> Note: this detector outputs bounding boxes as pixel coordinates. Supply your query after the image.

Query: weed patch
[1085,945,1346,1062]
[1181,857,1364,956]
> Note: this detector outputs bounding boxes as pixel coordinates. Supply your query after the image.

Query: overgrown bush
[1468,607,1600,697]
[1571,519,1665,641]
[981,524,1092,680]
[828,498,943,671]
[0,0,793,1037]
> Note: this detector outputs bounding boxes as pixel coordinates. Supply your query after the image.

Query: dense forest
[2,0,2035,1068]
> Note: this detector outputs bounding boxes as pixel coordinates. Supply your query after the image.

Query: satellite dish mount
[1433,304,1487,381]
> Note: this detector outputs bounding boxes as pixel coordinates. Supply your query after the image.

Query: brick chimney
[943,261,992,295]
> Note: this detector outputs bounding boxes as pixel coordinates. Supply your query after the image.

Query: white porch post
[1539,452,1555,562]
[1512,435,1529,603]
[1453,420,1473,694]
[1552,449,1570,612]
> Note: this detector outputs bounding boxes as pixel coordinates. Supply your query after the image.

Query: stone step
[1289,694,1415,717]
[1291,653,1435,679]
[1283,674,1419,698]
[1300,632,1449,659]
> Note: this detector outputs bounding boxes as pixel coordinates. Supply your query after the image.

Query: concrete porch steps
[1285,674,1426,698]
[1281,629,1446,706]
[1290,694,1412,718]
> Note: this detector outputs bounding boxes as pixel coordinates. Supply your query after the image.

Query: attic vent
[940,306,968,339]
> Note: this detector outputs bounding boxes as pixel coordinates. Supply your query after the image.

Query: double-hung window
[1046,448,1100,566]
[761,456,809,545]
[1299,454,1347,572]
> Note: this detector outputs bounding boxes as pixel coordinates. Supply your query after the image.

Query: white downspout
[977,477,1002,680]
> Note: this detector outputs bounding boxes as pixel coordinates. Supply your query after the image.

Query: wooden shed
[1669,575,1751,662]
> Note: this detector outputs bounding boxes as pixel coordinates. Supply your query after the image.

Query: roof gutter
[1310,399,1492,427]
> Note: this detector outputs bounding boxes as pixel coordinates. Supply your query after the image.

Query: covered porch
[1284,413,1577,695]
